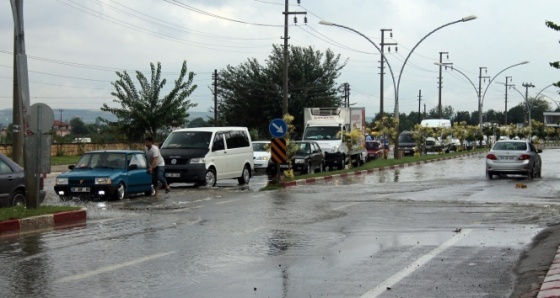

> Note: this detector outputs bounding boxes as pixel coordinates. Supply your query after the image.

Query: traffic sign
[270,138,287,164]
[269,118,287,138]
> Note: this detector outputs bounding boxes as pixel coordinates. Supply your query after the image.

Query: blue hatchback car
[54,150,153,201]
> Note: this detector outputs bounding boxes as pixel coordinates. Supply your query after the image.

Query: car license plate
[500,156,515,160]
[166,173,180,178]
[71,187,90,192]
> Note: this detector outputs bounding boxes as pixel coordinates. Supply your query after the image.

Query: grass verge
[0,205,82,221]
[261,148,487,191]
[52,155,80,165]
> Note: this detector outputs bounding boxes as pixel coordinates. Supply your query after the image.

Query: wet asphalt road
[2,151,560,297]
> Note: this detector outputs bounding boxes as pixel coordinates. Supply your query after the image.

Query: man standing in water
[145,137,171,195]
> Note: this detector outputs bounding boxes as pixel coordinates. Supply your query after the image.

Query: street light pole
[321,15,477,159]
[480,61,529,128]
[319,20,398,104]
[393,15,477,158]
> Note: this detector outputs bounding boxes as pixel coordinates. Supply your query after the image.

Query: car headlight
[190,158,205,164]
[256,156,269,160]
[95,177,112,185]
[56,177,68,185]
[294,159,305,164]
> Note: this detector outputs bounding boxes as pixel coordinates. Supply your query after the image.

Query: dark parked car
[54,150,154,201]
[266,141,324,176]
[291,141,324,174]
[398,131,417,156]
[0,153,46,207]
[486,140,542,180]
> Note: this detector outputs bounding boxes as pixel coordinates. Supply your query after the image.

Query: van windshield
[399,133,415,143]
[162,131,212,149]
[303,126,340,140]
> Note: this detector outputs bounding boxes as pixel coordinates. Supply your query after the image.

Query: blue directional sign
[269,118,287,138]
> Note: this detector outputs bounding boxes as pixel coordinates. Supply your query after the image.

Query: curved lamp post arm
[481,61,529,107]
[436,63,479,98]
[535,83,555,100]
[395,16,477,101]
[541,94,560,109]
[318,21,397,102]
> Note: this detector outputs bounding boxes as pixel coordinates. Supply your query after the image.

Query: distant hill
[0,109,213,125]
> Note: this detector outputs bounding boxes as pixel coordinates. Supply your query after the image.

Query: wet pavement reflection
[3,150,560,297]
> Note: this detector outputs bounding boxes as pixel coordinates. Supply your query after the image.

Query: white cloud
[0,0,558,120]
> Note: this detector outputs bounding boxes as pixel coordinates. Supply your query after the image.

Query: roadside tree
[101,61,197,141]
[215,45,345,137]
[546,20,560,89]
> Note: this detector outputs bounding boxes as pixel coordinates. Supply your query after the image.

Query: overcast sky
[1,0,559,120]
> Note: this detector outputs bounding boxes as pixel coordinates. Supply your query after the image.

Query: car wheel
[206,168,217,187]
[528,166,535,180]
[338,156,345,169]
[112,182,126,200]
[303,162,311,175]
[316,162,323,173]
[537,165,542,178]
[11,190,25,206]
[237,165,251,185]
[486,171,493,180]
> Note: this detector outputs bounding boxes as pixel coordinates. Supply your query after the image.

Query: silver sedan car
[485,139,542,180]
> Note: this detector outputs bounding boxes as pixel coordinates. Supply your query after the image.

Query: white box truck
[302,107,367,170]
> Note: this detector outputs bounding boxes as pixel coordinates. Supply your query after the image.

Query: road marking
[333,202,361,210]
[55,251,175,283]
[361,229,473,298]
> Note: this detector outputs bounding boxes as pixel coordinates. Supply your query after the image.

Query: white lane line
[361,229,473,298]
[215,199,239,205]
[56,251,175,283]
[333,202,361,210]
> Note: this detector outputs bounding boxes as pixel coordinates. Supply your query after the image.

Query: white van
[160,127,254,187]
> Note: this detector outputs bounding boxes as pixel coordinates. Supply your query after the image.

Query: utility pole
[423,103,426,116]
[282,0,306,117]
[523,82,535,126]
[342,83,350,107]
[379,29,397,118]
[212,70,218,126]
[437,52,452,118]
[478,67,490,129]
[11,0,23,166]
[503,76,513,125]
[417,89,422,124]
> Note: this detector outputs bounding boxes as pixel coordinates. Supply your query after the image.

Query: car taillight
[486,153,497,160]
[518,154,531,160]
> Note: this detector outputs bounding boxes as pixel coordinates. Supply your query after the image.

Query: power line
[163,0,283,27]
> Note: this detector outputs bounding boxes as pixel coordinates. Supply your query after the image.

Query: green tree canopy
[101,61,197,141]
[70,117,88,135]
[216,44,346,137]
[546,20,560,90]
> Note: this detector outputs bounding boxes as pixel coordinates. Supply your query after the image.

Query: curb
[538,246,560,298]
[281,151,482,188]
[0,208,87,235]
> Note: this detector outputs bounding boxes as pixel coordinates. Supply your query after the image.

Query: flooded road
[2,150,560,297]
